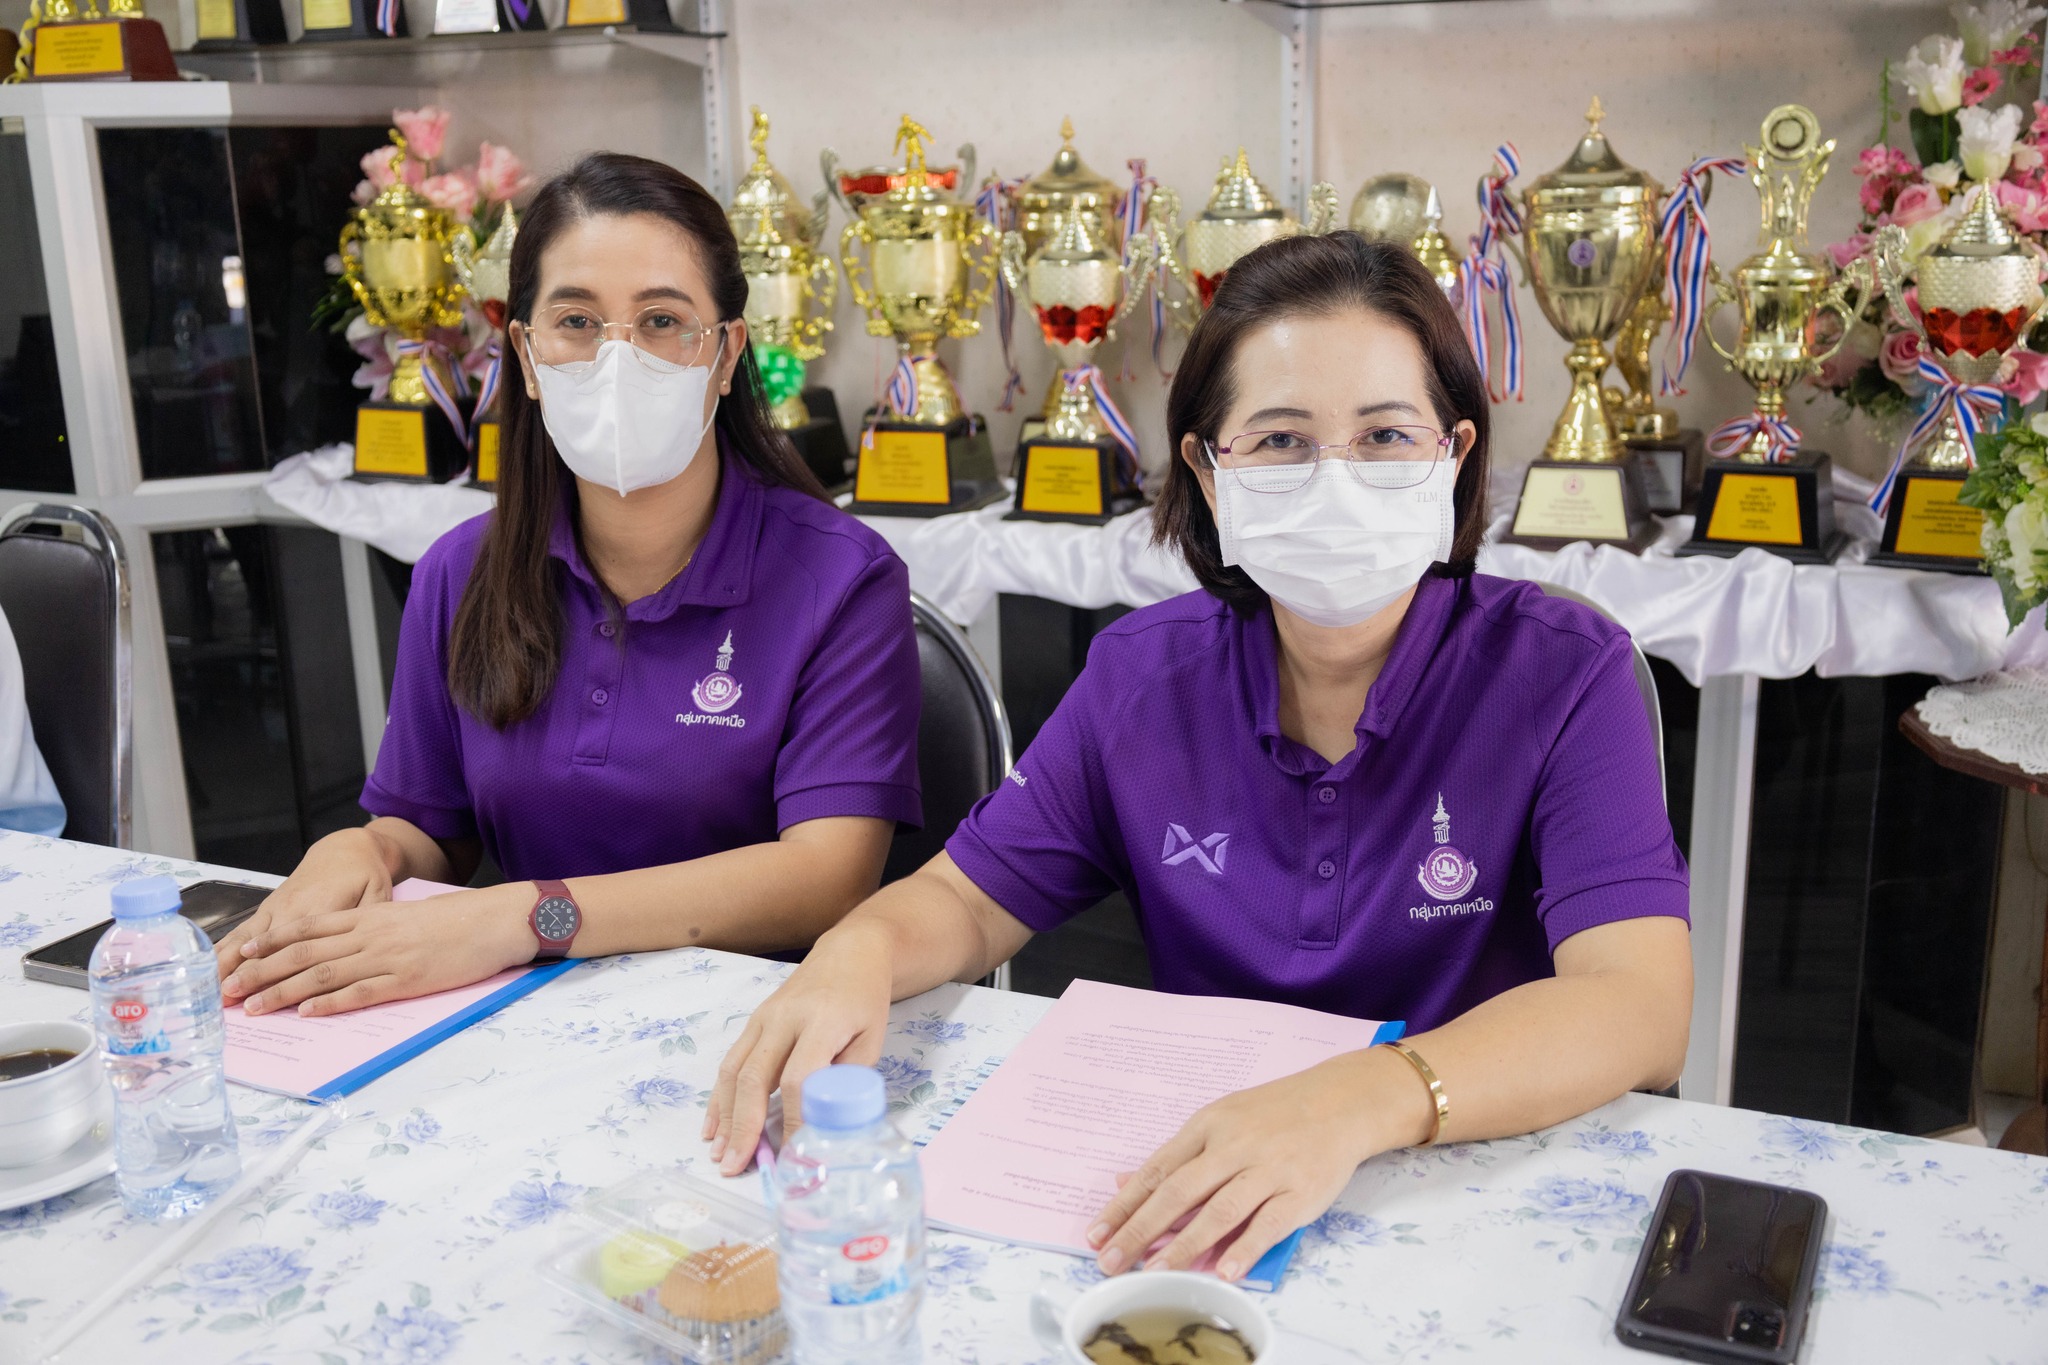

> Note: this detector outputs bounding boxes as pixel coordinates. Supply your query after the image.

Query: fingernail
[1098,1247,1124,1274]
[244,996,264,1014]
[1086,1223,1109,1247]
[710,1138,725,1160]
[241,942,259,957]
[1144,1254,1167,1272]
[1219,1260,1242,1281]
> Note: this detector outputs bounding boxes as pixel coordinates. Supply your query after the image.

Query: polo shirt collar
[546,442,762,623]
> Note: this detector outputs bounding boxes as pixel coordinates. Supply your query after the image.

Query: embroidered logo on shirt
[1415,792,1478,901]
[690,631,744,714]
[1161,823,1229,875]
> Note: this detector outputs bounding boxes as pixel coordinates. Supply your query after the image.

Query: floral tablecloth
[1,831,2045,1364]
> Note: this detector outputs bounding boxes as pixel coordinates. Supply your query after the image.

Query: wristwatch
[528,880,582,960]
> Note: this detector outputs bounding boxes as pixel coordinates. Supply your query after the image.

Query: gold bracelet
[1381,1041,1448,1146]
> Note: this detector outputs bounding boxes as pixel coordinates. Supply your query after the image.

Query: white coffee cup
[1030,1270,1359,1365]
[0,1020,105,1167]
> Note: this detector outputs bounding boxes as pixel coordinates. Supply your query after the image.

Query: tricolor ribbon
[975,175,1026,413]
[1122,158,1171,382]
[1460,143,1524,403]
[884,351,964,426]
[374,0,400,35]
[470,336,502,448]
[1658,155,1748,397]
[1868,356,2006,514]
[1062,364,1140,485]
[396,337,467,446]
[1707,410,1803,464]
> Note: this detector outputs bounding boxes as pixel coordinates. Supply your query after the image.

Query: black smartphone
[21,879,271,988]
[1615,1168,1827,1364]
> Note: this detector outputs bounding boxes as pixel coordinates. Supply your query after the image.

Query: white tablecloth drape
[263,447,2048,685]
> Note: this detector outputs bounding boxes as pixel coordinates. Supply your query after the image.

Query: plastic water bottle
[89,875,241,1219]
[774,1065,925,1364]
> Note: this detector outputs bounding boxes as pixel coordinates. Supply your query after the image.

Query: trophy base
[190,0,289,48]
[1625,429,1705,517]
[296,0,407,40]
[560,0,674,28]
[351,400,469,485]
[1867,468,1988,575]
[846,416,1005,519]
[26,16,178,80]
[470,417,501,490]
[1504,458,1657,554]
[1677,450,1843,565]
[785,386,852,492]
[1005,438,1142,526]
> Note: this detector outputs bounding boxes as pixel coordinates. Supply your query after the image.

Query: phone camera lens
[1730,1307,1785,1346]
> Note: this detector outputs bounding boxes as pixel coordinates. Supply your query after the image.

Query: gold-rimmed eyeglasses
[1206,425,1458,492]
[526,303,730,371]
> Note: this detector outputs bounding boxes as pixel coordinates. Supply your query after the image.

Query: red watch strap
[530,879,579,959]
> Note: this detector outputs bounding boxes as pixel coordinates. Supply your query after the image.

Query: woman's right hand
[213,826,397,980]
[704,920,896,1175]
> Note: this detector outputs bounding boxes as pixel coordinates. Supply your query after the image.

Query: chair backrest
[0,503,132,847]
[883,593,1013,884]
[1534,581,1664,804]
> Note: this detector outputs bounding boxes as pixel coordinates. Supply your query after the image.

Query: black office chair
[885,593,1015,990]
[0,503,133,848]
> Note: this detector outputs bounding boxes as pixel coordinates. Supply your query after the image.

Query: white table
[2,832,2045,1363]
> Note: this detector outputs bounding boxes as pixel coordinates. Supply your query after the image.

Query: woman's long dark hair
[1152,231,1492,614]
[448,152,826,730]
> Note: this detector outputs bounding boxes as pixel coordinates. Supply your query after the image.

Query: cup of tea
[0,1020,104,1167]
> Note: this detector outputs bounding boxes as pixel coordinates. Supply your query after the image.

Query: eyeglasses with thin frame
[1206,425,1459,492]
[525,303,729,371]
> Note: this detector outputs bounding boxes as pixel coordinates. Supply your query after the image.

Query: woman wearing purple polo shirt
[214,154,922,1017]
[709,233,1691,1283]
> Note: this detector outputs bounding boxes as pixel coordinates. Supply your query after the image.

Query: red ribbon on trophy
[974,175,1027,413]
[1461,143,1524,404]
[1658,154,1747,397]
[395,337,467,447]
[1707,410,1802,464]
[1868,355,2005,514]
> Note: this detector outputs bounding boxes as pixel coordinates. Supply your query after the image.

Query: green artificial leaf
[1908,107,1959,168]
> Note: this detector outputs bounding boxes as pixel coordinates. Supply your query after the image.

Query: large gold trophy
[838,115,1002,516]
[1349,174,1460,299]
[728,108,846,487]
[1503,98,1663,553]
[1149,150,1336,329]
[340,134,470,483]
[450,204,516,487]
[15,0,177,81]
[1681,106,1861,563]
[1867,187,2044,571]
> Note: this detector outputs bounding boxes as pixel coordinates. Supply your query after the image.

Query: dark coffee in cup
[0,1048,79,1082]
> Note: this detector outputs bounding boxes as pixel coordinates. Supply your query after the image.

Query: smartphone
[1615,1169,1827,1364]
[21,879,271,988]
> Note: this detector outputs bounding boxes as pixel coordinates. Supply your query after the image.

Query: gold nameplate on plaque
[1511,465,1631,542]
[1018,444,1105,518]
[355,408,430,479]
[1893,478,1984,560]
[195,0,238,39]
[562,0,627,23]
[854,428,950,505]
[31,22,126,76]
[1703,472,1801,545]
[300,0,354,29]
[474,420,501,485]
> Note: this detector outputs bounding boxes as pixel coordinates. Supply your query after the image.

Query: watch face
[534,895,579,942]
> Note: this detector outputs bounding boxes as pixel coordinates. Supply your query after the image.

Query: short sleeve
[1528,633,1690,951]
[773,552,923,831]
[359,535,479,842]
[0,603,65,838]
[944,637,1124,931]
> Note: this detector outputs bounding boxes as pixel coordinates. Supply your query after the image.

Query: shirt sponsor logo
[679,630,747,727]
[1415,792,1479,902]
[1161,822,1229,875]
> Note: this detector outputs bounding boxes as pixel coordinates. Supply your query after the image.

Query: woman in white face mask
[216,153,924,1017]
[710,234,1692,1284]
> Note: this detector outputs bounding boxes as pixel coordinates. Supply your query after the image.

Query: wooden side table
[1899,708,2048,1155]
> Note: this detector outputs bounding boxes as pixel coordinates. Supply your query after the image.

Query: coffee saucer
[0,1108,114,1212]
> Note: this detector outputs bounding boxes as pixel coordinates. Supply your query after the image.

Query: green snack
[599,1230,690,1300]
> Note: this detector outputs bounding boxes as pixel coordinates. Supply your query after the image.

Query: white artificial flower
[1906,196,1969,258]
[2004,496,2047,591]
[2016,143,2045,173]
[1960,102,2026,183]
[1898,34,1969,114]
[2029,410,2048,438]
[1924,159,1964,190]
[1952,1,2047,65]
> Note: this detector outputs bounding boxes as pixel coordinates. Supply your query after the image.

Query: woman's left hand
[1085,1049,1428,1282]
[220,883,537,1017]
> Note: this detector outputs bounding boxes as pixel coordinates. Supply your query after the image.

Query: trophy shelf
[176,25,718,84]
[0,74,423,122]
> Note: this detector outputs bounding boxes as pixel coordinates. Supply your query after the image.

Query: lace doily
[1916,666,2048,775]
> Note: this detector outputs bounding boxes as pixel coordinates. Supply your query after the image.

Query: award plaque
[848,419,1003,519]
[1869,469,1986,572]
[24,0,178,80]
[192,0,287,46]
[472,417,501,489]
[432,0,498,34]
[1007,439,1131,524]
[1625,431,1705,516]
[298,0,405,41]
[1507,460,1655,552]
[561,0,674,28]
[1679,452,1844,563]
[354,404,467,482]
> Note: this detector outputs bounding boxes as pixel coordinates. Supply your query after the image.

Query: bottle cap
[801,1064,887,1131]
[110,874,182,920]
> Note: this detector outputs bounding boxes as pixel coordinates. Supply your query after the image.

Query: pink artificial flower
[2032,99,2048,142]
[1889,146,1920,176]
[360,145,423,191]
[1963,66,2003,106]
[1889,181,1947,226]
[1814,347,1861,391]
[350,179,377,206]
[420,169,479,222]
[1859,175,1893,216]
[1994,33,2041,66]
[1826,231,1874,270]
[474,142,534,205]
[1855,145,1894,177]
[350,330,393,401]
[1879,327,1929,394]
[2002,348,2048,405]
[393,106,452,163]
[1997,178,2048,230]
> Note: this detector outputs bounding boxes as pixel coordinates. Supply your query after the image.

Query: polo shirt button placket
[1317,858,1336,879]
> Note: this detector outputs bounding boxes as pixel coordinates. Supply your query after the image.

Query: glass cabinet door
[0,121,72,495]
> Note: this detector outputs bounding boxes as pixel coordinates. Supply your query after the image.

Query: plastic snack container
[539,1166,786,1365]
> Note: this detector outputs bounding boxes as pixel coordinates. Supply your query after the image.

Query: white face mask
[1215,456,1456,627]
[529,334,722,497]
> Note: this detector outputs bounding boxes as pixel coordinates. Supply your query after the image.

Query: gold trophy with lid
[1503,98,1663,553]
[340,134,470,483]
[450,204,516,486]
[727,108,846,487]
[1149,149,1337,328]
[1681,105,1862,563]
[838,115,1002,515]
[1350,174,1460,299]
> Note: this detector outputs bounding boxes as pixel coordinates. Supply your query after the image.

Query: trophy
[1009,118,1126,441]
[1680,105,1860,564]
[1150,149,1337,328]
[339,135,471,483]
[1350,174,1460,300]
[191,0,285,47]
[838,115,1003,516]
[18,0,177,81]
[999,207,1157,524]
[559,0,670,28]
[450,205,516,488]
[1867,187,2044,571]
[1502,98,1663,553]
[298,0,406,40]
[727,108,845,487]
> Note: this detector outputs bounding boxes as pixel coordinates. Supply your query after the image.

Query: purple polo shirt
[947,570,1688,1031]
[362,448,922,881]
